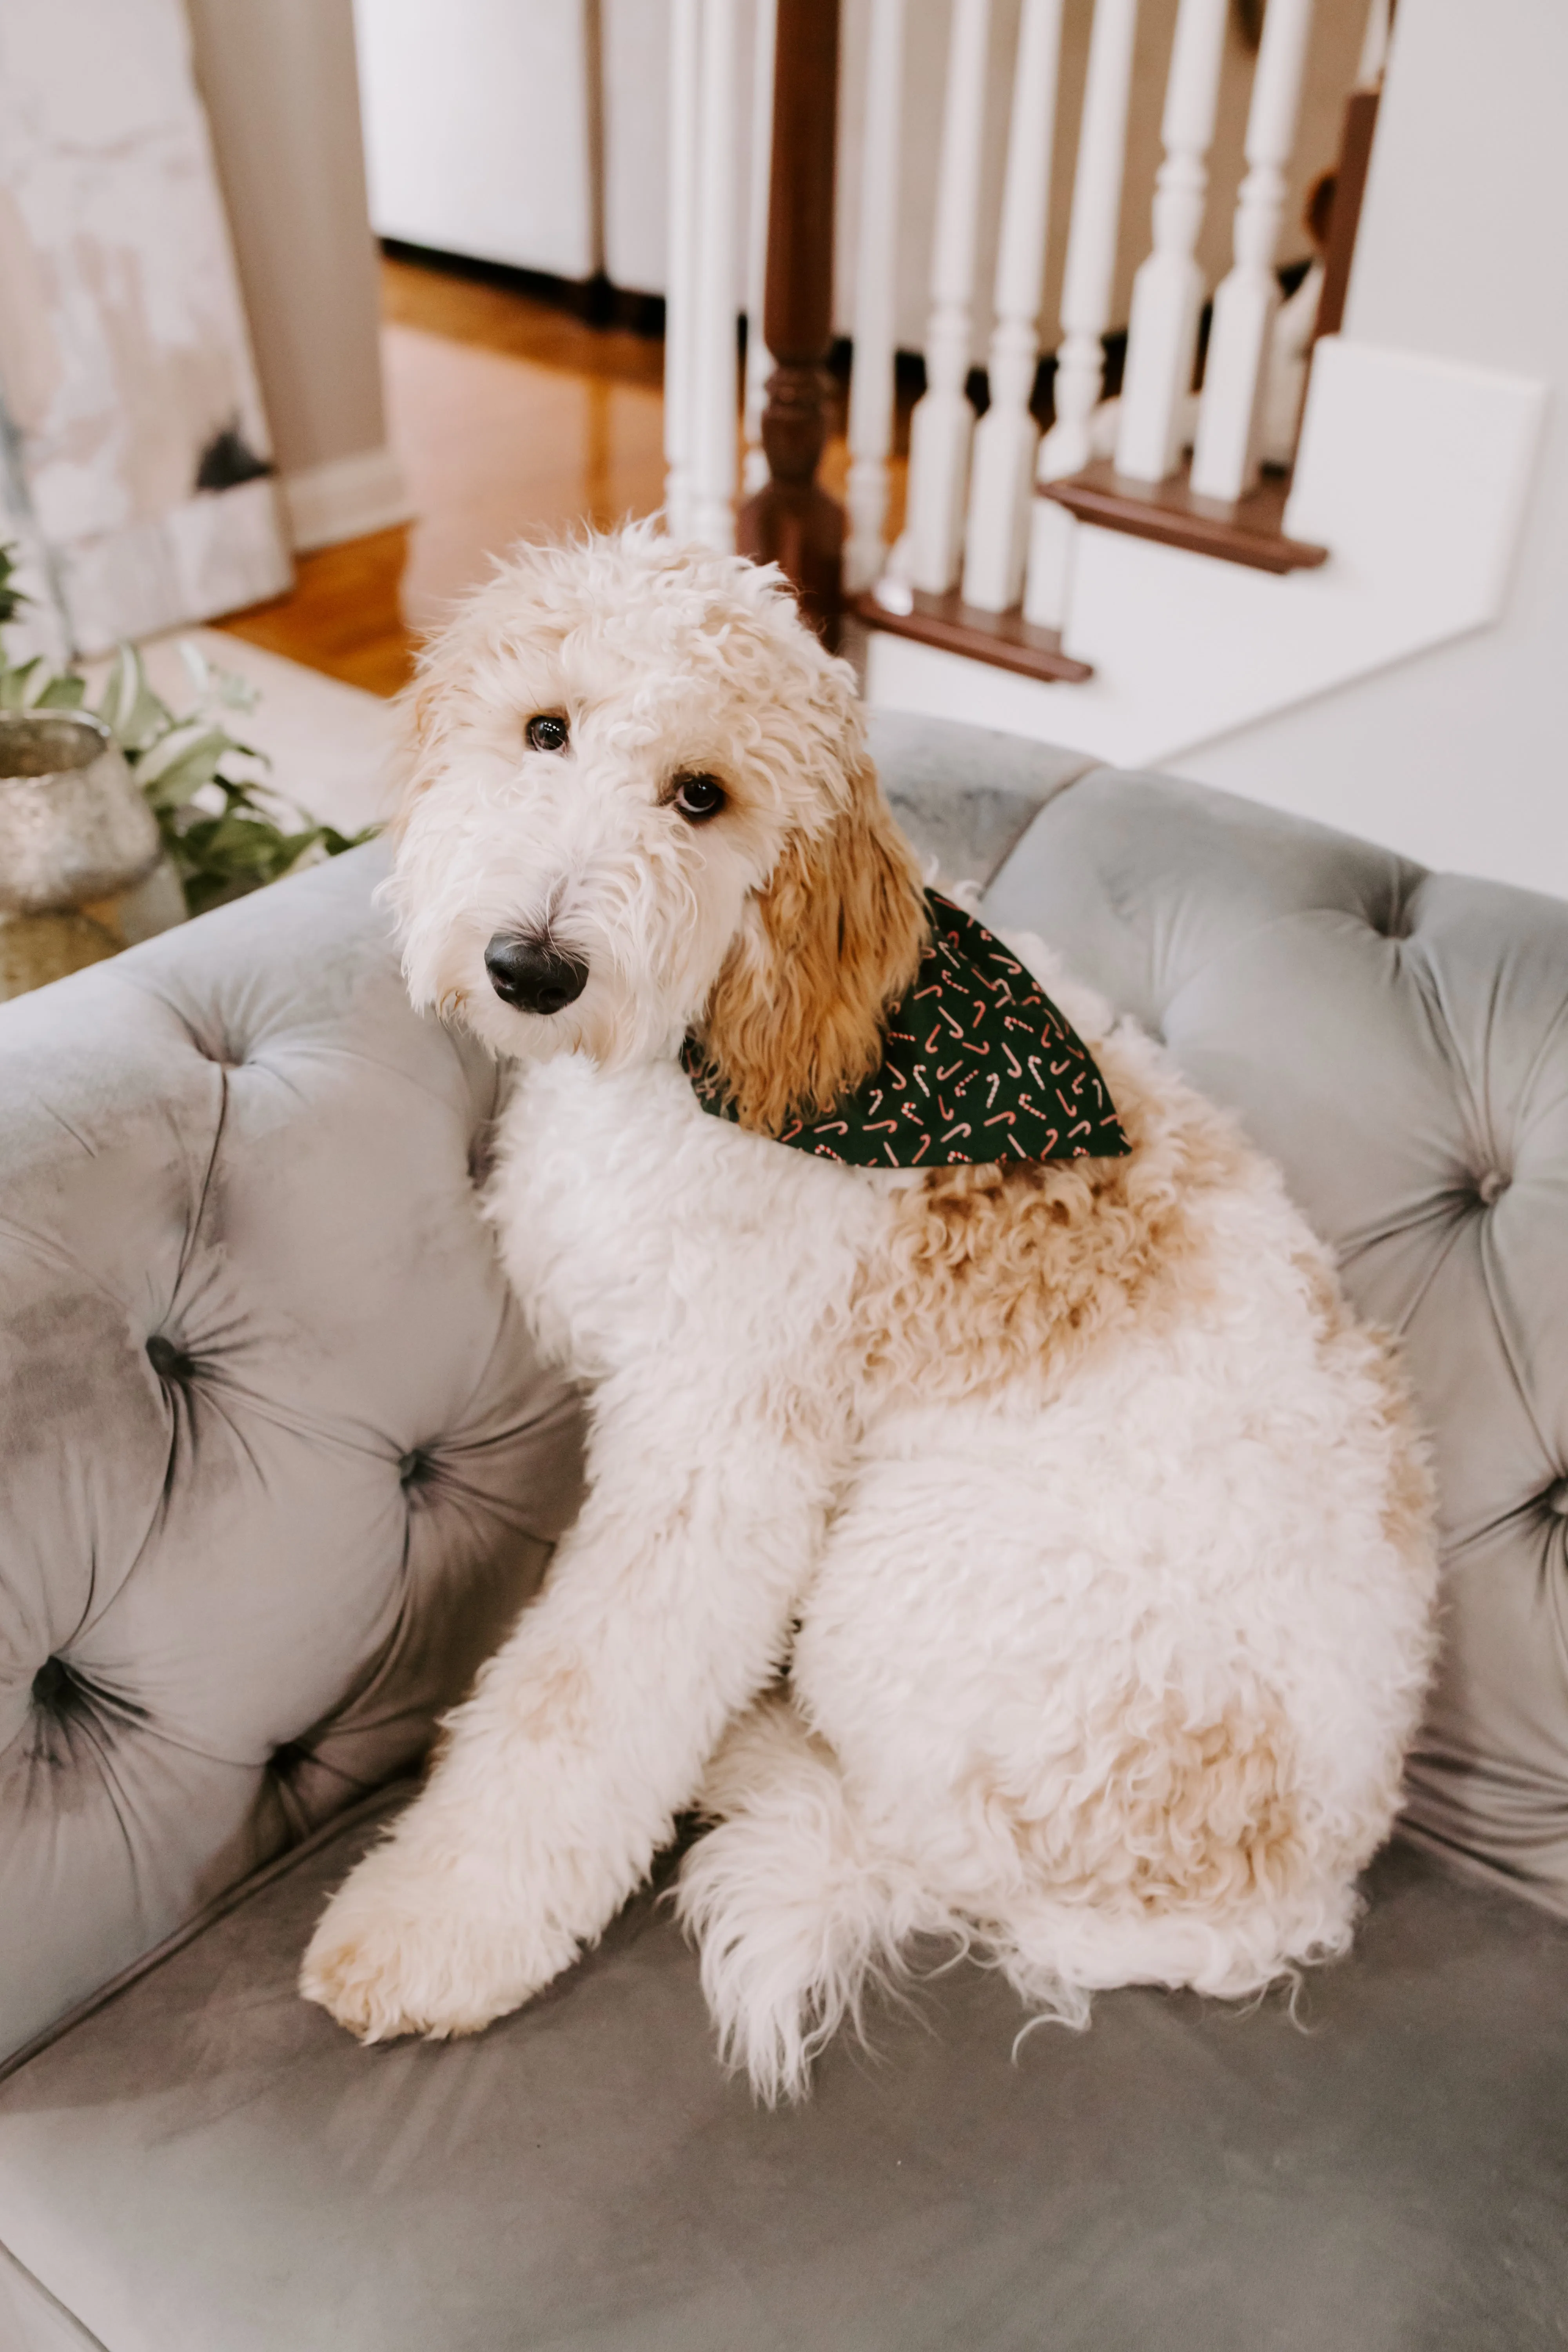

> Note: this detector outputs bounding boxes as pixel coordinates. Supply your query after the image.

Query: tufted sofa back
[985,770,1568,1916]
[3,761,1566,2069]
[0,846,583,2063]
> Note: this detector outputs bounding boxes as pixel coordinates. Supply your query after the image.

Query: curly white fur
[300,524,1439,2102]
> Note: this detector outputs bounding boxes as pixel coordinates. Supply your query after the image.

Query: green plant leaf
[178,636,258,716]
[0,657,45,709]
[134,723,233,810]
[94,645,171,753]
[0,544,28,628]
[35,671,87,709]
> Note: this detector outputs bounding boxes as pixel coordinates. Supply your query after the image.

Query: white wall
[1173,0,1568,897]
[601,0,670,296]
[353,0,598,279]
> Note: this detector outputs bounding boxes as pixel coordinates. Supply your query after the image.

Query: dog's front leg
[301,1403,831,2042]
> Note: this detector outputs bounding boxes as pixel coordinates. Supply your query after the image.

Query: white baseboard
[280,446,414,554]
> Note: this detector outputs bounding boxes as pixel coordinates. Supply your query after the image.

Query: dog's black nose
[483,932,589,1016]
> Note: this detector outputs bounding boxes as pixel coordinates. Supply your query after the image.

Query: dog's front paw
[299,1843,577,2043]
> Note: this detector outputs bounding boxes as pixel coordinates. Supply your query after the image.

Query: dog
[301,523,1439,2100]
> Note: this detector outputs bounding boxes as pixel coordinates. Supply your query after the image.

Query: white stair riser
[867,339,1546,773]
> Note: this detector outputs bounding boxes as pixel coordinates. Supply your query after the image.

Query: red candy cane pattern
[684,892,1129,1169]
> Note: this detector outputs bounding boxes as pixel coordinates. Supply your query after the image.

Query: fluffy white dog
[301,523,1439,2100]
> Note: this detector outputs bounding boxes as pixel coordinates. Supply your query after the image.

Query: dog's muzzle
[483,931,590,1016]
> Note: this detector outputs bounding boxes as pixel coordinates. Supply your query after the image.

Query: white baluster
[1114,0,1229,484]
[664,0,701,539]
[1191,0,1317,502]
[897,0,993,596]
[741,0,778,498]
[961,0,1067,612]
[1023,0,1139,628]
[689,0,740,553]
[844,0,907,594]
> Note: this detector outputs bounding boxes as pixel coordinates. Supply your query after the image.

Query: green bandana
[684,891,1129,1168]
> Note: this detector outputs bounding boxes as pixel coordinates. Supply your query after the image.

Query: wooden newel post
[736,0,845,641]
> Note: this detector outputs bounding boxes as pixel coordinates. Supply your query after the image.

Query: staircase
[663,0,1547,779]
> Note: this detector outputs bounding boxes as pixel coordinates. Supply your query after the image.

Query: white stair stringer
[864,338,1547,769]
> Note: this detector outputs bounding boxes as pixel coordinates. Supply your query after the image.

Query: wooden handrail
[735,0,845,641]
[1314,87,1381,345]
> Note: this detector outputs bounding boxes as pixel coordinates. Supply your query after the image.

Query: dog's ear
[694,761,929,1134]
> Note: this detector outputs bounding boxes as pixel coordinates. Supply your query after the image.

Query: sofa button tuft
[146,1332,195,1384]
[1372,882,1417,940]
[1546,1480,1568,1519]
[1476,1170,1509,1206]
[399,1446,433,1490]
[184,1022,244,1068]
[32,1656,73,1711]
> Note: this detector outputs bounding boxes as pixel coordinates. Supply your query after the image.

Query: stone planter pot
[0,709,166,1000]
[0,710,162,915]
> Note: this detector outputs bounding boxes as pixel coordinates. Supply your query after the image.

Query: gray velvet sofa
[2,714,1566,2352]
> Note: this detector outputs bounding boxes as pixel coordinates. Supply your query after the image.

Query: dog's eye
[672,772,726,824]
[526,713,569,754]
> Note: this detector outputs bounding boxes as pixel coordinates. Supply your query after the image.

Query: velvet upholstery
[2,1789,1566,2352]
[987,772,1568,1916]
[1,727,1565,2348]
[0,848,583,2065]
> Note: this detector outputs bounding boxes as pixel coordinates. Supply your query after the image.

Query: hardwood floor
[216,254,897,700]
[218,258,668,697]
[215,524,419,700]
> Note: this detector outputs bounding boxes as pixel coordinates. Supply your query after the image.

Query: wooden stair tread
[1042,460,1328,574]
[851,589,1094,684]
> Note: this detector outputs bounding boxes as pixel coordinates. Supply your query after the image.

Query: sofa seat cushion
[1,1795,1566,2352]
